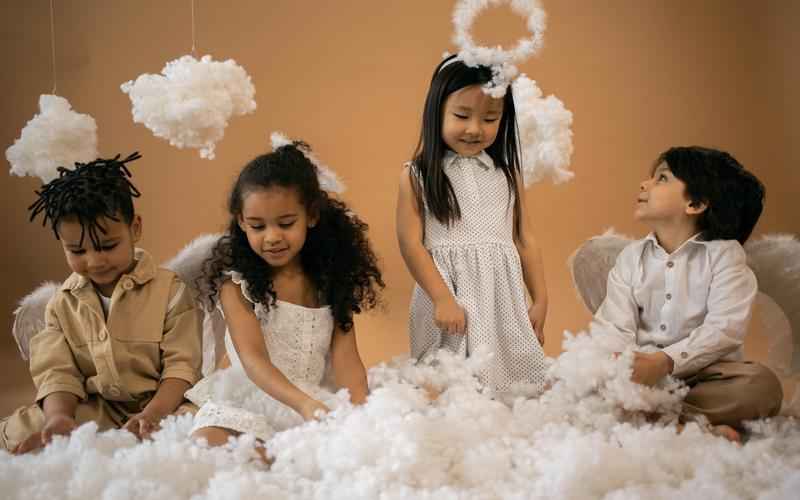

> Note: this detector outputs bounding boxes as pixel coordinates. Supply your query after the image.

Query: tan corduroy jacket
[29,249,202,405]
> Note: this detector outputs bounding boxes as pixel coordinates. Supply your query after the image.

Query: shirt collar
[62,248,157,292]
[443,150,495,171]
[644,232,707,256]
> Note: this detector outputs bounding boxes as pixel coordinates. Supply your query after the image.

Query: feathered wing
[162,233,226,376]
[11,281,61,360]
[568,230,633,314]
[744,234,800,376]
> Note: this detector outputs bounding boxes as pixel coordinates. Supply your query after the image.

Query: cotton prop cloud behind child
[6,95,98,183]
[120,55,256,160]
[513,75,574,186]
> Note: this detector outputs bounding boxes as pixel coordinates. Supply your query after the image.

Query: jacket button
[666,261,674,268]
[656,344,664,348]
[98,329,108,341]
[660,324,667,331]
[665,293,672,300]
[122,279,134,290]
[108,386,121,397]
[681,352,688,359]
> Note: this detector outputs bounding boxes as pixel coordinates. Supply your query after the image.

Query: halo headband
[451,0,547,97]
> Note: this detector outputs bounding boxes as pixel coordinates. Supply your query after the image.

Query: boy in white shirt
[591,146,783,441]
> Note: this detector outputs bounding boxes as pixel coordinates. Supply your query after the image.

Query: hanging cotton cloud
[5,95,98,183]
[2,339,797,499]
[120,55,256,160]
[513,74,574,186]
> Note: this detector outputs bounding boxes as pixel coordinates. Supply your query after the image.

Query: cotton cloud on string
[6,95,98,183]
[121,55,256,160]
[513,75,574,187]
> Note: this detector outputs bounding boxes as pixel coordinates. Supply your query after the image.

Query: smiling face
[635,163,703,231]
[441,84,504,156]
[237,186,317,271]
[58,214,141,297]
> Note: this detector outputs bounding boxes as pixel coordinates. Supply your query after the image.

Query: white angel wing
[744,234,800,376]
[568,230,634,314]
[11,281,61,360]
[162,233,226,376]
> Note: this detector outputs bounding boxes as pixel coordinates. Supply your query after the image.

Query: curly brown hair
[200,141,384,332]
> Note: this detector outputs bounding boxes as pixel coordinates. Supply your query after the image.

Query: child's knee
[191,426,237,447]
[746,363,783,417]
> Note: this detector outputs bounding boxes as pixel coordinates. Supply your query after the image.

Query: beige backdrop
[1,1,798,415]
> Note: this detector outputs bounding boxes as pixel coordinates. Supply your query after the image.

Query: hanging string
[49,0,57,94]
[190,0,197,56]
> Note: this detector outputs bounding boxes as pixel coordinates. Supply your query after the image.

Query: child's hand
[528,302,547,347]
[122,412,160,440]
[299,399,330,421]
[13,414,77,454]
[434,296,466,335]
[630,352,673,386]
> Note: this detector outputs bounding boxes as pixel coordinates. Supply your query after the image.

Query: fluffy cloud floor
[2,335,798,500]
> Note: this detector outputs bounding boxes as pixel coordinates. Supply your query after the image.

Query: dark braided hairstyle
[201,141,384,333]
[28,153,142,249]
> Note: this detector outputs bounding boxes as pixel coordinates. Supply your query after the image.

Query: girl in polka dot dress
[397,55,548,397]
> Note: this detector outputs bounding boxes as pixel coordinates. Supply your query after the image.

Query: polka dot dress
[409,151,547,395]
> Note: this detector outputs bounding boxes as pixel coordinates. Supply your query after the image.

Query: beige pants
[0,395,197,452]
[682,361,783,428]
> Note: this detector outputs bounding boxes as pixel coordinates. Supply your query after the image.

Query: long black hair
[656,146,765,244]
[28,153,142,249]
[410,54,523,237]
[202,141,384,332]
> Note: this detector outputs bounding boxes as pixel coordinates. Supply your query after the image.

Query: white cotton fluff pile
[120,55,256,160]
[5,95,98,183]
[512,75,574,186]
[2,339,798,499]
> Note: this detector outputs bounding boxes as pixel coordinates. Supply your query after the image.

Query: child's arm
[396,166,466,335]
[125,278,202,439]
[330,325,368,405]
[589,246,640,348]
[513,180,548,346]
[15,298,87,453]
[661,243,757,378]
[221,280,328,420]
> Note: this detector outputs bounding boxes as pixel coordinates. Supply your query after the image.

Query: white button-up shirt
[590,233,757,378]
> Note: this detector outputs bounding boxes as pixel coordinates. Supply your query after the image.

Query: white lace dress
[185,272,335,441]
[409,151,547,395]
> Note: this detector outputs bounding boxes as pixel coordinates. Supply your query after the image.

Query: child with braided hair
[0,154,203,454]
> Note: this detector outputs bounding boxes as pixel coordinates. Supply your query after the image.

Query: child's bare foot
[421,383,441,401]
[710,424,741,444]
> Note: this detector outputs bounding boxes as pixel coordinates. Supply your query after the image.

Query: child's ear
[130,214,143,243]
[686,199,708,216]
[308,214,319,229]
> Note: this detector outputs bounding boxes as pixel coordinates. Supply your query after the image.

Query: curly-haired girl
[185,139,384,462]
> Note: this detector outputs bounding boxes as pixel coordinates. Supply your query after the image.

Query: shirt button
[656,343,665,348]
[660,324,667,331]
[666,261,674,268]
[98,329,108,341]
[666,293,672,300]
[108,386,121,397]
[681,352,688,359]
[122,279,134,290]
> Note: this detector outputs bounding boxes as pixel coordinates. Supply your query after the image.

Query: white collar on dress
[443,149,495,170]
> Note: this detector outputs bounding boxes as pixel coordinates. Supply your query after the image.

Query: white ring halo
[453,0,546,65]
[451,0,547,97]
